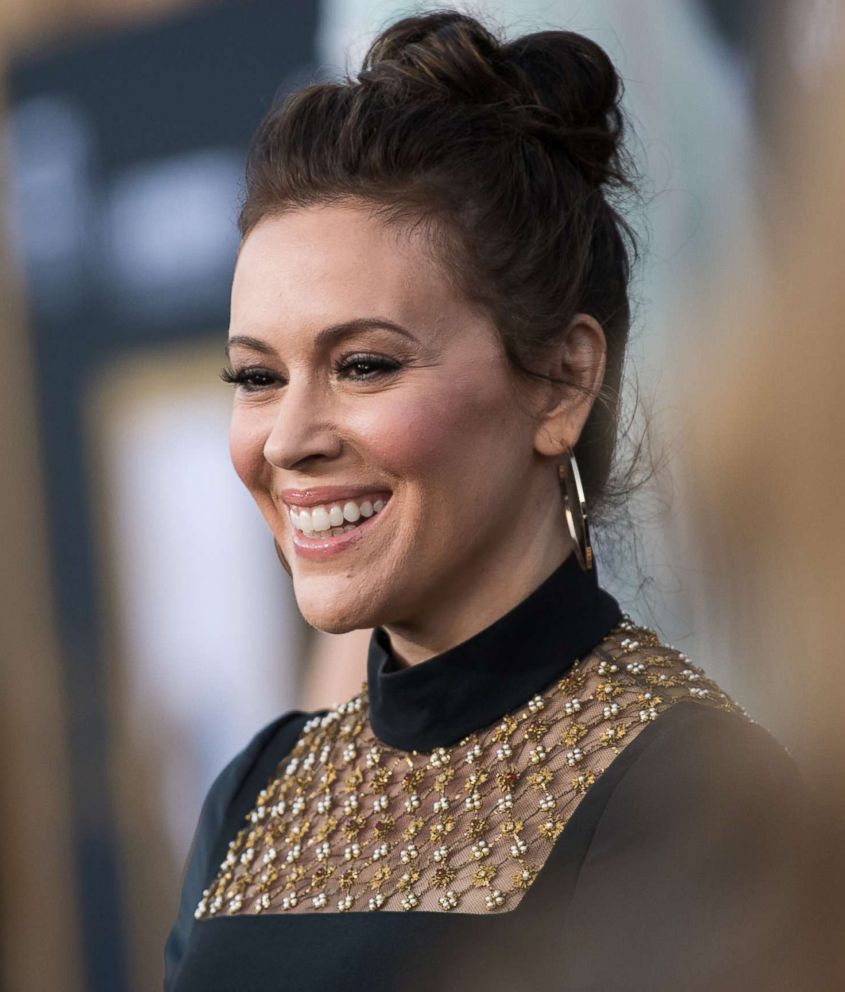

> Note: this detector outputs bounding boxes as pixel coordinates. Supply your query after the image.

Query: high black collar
[365,552,623,752]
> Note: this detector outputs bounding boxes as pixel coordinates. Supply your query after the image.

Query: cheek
[367,406,449,469]
[228,410,267,492]
[354,373,516,481]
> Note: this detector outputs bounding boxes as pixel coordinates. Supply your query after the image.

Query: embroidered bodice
[194,611,743,919]
[167,551,805,992]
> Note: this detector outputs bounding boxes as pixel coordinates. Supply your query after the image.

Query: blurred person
[163,9,809,991]
[680,15,845,991]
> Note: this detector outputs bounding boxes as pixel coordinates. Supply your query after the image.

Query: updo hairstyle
[238,8,642,521]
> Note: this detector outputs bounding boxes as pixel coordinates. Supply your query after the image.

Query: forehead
[230,203,457,336]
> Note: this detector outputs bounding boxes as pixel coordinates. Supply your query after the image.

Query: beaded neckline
[195,618,744,919]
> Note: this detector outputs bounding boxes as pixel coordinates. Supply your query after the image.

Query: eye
[219,353,401,392]
[334,353,401,381]
[219,365,280,392]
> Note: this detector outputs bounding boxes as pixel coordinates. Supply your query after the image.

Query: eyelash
[219,353,401,392]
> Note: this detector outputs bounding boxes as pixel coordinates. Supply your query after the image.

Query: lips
[280,486,393,508]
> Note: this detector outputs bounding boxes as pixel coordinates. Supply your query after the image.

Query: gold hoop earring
[274,538,292,577]
[558,449,594,571]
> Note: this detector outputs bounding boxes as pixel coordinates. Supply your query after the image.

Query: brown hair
[237,8,642,520]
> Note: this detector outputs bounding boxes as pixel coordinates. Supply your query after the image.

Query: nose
[262,376,343,470]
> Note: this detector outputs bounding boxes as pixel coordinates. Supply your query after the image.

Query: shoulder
[195,708,319,846]
[561,700,810,991]
[605,692,800,794]
[572,617,804,815]
[163,706,323,989]
[586,700,804,863]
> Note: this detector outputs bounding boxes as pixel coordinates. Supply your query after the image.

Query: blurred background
[1,1,842,990]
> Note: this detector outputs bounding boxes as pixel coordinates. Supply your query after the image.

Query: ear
[532,313,607,458]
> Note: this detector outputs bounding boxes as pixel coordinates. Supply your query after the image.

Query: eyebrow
[225,317,418,359]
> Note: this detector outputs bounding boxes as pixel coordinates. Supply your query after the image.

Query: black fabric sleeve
[559,702,812,992]
[163,709,316,991]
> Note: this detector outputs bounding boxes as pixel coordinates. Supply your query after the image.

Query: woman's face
[227,202,589,639]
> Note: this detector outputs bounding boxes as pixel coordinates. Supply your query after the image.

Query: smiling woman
[163,8,810,992]
[219,201,605,652]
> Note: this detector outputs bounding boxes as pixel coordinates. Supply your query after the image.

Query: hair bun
[358,10,504,103]
[358,12,629,190]
[501,31,628,189]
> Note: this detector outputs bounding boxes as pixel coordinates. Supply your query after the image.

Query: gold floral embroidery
[194,618,744,918]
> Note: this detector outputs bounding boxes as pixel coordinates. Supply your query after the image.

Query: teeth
[310,507,331,532]
[289,495,388,535]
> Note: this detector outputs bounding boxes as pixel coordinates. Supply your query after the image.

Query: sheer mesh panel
[195,618,744,917]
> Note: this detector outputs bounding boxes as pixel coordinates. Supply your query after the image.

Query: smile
[287,493,392,560]
[288,494,389,536]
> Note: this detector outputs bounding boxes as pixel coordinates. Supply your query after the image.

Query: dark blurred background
[1,1,839,990]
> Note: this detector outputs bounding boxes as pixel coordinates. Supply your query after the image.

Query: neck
[365,534,620,751]
[383,527,576,668]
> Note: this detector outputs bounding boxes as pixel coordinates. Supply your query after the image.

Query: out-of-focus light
[101,149,242,320]
[6,94,97,313]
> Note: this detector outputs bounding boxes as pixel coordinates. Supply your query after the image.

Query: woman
[164,10,807,991]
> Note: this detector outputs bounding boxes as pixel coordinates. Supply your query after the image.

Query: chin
[294,583,382,635]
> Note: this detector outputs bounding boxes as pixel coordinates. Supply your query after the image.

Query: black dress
[164,553,809,991]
